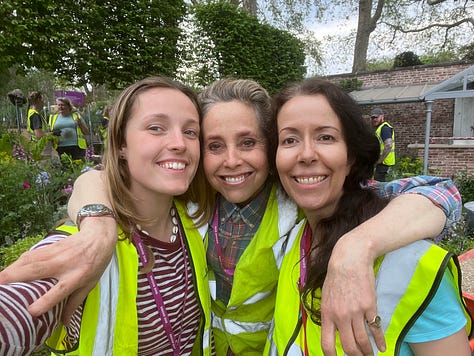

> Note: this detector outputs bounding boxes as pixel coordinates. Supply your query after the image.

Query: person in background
[371,107,395,182]
[27,91,48,139]
[0,79,462,356]
[49,97,90,160]
[27,91,54,158]
[99,105,111,147]
[0,76,212,355]
[265,77,471,355]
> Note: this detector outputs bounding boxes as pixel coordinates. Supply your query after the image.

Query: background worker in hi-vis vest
[371,107,395,182]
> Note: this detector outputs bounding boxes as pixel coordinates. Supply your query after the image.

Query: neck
[134,197,176,242]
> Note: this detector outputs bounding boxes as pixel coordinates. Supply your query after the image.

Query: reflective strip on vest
[92,253,120,355]
[211,312,271,334]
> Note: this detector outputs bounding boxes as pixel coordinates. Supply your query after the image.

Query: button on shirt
[207,182,272,304]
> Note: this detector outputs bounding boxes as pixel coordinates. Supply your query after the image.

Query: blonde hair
[103,76,209,239]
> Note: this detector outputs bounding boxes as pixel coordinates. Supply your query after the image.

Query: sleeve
[367,175,462,236]
[30,113,42,130]
[404,267,467,343]
[380,125,393,142]
[0,234,82,355]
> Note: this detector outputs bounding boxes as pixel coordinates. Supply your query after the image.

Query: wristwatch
[76,204,116,230]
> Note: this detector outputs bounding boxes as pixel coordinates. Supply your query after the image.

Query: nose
[299,139,317,164]
[223,146,242,168]
[169,130,186,152]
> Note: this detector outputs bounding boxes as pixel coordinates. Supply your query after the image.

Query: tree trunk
[242,0,257,16]
[352,0,385,73]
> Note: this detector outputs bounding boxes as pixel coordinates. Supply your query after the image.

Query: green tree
[190,1,306,93]
[0,0,187,90]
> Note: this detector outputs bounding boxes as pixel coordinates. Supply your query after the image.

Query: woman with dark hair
[49,97,90,159]
[266,78,471,355]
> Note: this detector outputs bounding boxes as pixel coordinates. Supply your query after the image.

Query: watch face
[84,204,109,214]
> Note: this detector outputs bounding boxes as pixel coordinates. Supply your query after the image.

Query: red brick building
[324,62,474,177]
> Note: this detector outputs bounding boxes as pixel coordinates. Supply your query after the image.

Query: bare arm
[0,169,115,322]
[409,328,470,355]
[320,175,460,356]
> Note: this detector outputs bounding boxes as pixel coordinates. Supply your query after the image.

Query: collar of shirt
[219,181,272,230]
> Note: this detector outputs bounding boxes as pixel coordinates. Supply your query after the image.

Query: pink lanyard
[133,228,189,356]
[212,204,235,276]
[299,224,311,356]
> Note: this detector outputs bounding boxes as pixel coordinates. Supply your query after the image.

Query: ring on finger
[367,315,382,328]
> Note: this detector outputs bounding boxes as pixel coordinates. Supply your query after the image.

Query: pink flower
[23,181,31,189]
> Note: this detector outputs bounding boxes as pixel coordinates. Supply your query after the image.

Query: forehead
[203,101,263,135]
[278,94,340,125]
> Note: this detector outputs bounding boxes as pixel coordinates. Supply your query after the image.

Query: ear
[119,146,127,160]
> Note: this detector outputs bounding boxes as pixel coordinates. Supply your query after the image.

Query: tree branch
[387,17,474,33]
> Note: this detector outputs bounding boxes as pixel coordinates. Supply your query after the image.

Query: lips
[222,173,251,184]
[294,175,327,184]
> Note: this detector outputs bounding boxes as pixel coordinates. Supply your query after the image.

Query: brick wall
[324,62,474,176]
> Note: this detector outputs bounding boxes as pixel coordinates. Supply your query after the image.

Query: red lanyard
[212,204,235,276]
[299,223,311,356]
[133,227,189,356]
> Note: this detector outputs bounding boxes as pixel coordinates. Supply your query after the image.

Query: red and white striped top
[0,231,202,355]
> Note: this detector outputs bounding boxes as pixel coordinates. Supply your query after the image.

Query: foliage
[0,234,44,270]
[0,0,187,89]
[387,155,424,180]
[0,132,93,247]
[191,1,306,93]
[454,172,474,204]
[438,218,474,255]
[459,42,474,61]
[337,78,363,92]
[393,51,423,68]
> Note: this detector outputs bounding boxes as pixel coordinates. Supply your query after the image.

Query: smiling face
[276,94,352,222]
[120,87,200,201]
[202,100,269,204]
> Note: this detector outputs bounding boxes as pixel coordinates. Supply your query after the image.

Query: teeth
[160,162,185,170]
[225,175,246,183]
[296,176,325,184]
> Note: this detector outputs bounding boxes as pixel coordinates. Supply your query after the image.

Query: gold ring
[367,315,382,328]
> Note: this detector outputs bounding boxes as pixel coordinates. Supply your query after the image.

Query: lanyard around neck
[212,203,235,276]
[299,223,311,356]
[133,227,189,356]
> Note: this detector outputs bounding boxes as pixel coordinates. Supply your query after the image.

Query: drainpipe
[423,100,433,175]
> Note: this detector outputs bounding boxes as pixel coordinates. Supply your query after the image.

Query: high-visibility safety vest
[45,200,212,355]
[49,113,87,149]
[375,121,395,166]
[27,108,47,138]
[207,184,300,355]
[265,220,473,355]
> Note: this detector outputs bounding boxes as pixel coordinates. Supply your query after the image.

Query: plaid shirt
[207,182,272,304]
[367,175,461,232]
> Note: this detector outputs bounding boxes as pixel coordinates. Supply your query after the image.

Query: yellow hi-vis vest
[49,113,87,149]
[45,200,212,355]
[27,109,47,138]
[375,121,395,166]
[207,184,299,355]
[265,219,472,355]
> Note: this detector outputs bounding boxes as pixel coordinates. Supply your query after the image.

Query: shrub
[0,234,44,270]
[454,172,474,204]
[0,132,93,247]
[387,155,424,181]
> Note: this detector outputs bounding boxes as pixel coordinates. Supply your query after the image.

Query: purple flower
[23,181,31,189]
[61,184,74,196]
[35,171,51,186]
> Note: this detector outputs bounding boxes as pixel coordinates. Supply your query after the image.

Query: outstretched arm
[320,176,461,356]
[0,169,115,322]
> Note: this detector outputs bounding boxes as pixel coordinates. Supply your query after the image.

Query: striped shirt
[0,230,201,355]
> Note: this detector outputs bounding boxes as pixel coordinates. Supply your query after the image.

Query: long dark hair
[272,78,389,323]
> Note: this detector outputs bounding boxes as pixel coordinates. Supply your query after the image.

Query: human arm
[320,176,461,356]
[75,114,90,135]
[0,235,82,354]
[0,169,116,322]
[409,328,470,355]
